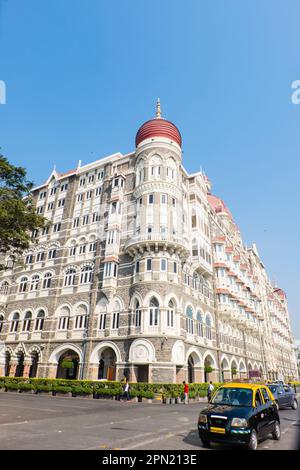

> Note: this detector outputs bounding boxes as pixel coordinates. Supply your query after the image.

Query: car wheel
[272,421,281,440]
[247,429,258,450]
[292,399,298,410]
[200,438,211,448]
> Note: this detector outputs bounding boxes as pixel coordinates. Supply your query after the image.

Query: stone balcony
[124,232,190,260]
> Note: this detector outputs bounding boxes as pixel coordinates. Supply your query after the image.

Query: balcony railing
[124,232,190,257]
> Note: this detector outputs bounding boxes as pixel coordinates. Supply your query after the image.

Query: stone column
[22,361,32,378]
[9,362,17,377]
[129,365,138,382]
[209,370,219,382]
[175,365,186,384]
[88,364,99,380]
[223,370,231,381]
[194,367,204,383]
[48,364,57,379]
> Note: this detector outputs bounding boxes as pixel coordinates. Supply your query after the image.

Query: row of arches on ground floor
[3,342,264,383]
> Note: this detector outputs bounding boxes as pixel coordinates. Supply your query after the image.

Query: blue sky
[0,0,299,336]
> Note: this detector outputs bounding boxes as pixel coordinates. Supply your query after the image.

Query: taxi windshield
[211,387,253,407]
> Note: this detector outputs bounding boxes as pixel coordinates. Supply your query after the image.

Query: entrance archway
[221,357,230,382]
[231,359,238,380]
[188,355,194,383]
[5,352,11,377]
[15,352,24,377]
[204,354,215,382]
[56,350,79,379]
[29,352,39,378]
[98,347,117,380]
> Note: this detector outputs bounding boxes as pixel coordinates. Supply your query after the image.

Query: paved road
[0,392,299,450]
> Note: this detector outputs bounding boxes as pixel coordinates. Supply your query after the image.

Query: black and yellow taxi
[198,383,280,450]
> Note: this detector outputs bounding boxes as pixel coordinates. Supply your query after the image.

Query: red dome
[207,194,234,221]
[135,118,182,148]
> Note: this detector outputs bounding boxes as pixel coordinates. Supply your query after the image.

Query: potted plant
[36,384,52,395]
[144,390,155,403]
[52,385,72,397]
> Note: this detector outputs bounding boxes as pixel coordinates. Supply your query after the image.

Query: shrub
[72,386,93,395]
[18,383,35,391]
[60,361,74,369]
[36,384,52,392]
[5,382,20,390]
[142,390,155,399]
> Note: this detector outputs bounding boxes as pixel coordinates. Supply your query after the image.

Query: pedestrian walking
[207,381,214,402]
[183,381,189,404]
[121,379,131,401]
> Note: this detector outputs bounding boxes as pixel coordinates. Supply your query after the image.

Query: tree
[0,152,48,270]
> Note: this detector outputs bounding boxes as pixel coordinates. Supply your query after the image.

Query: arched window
[35,310,45,331]
[111,300,121,330]
[186,306,194,334]
[134,299,141,327]
[36,250,45,262]
[22,311,32,331]
[0,281,9,295]
[166,157,176,181]
[42,272,52,289]
[149,155,162,180]
[6,257,14,269]
[167,300,175,327]
[64,268,76,286]
[48,247,57,259]
[74,305,88,330]
[0,315,4,333]
[58,306,70,330]
[149,297,159,327]
[19,277,28,293]
[78,238,87,255]
[205,315,212,340]
[196,310,203,337]
[80,266,93,284]
[98,300,107,331]
[69,240,76,257]
[10,312,20,332]
[30,275,40,291]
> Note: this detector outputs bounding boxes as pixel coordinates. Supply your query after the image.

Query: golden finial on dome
[156,98,162,118]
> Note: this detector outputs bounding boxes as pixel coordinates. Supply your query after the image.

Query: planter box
[52,391,72,397]
[147,399,153,404]
[72,393,93,399]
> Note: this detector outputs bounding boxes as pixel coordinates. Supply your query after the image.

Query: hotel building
[0,102,298,383]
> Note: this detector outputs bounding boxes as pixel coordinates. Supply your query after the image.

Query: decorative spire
[156,98,162,118]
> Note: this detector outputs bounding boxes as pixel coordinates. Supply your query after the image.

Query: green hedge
[0,377,222,399]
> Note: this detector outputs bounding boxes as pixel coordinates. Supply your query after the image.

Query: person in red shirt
[183,381,189,404]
